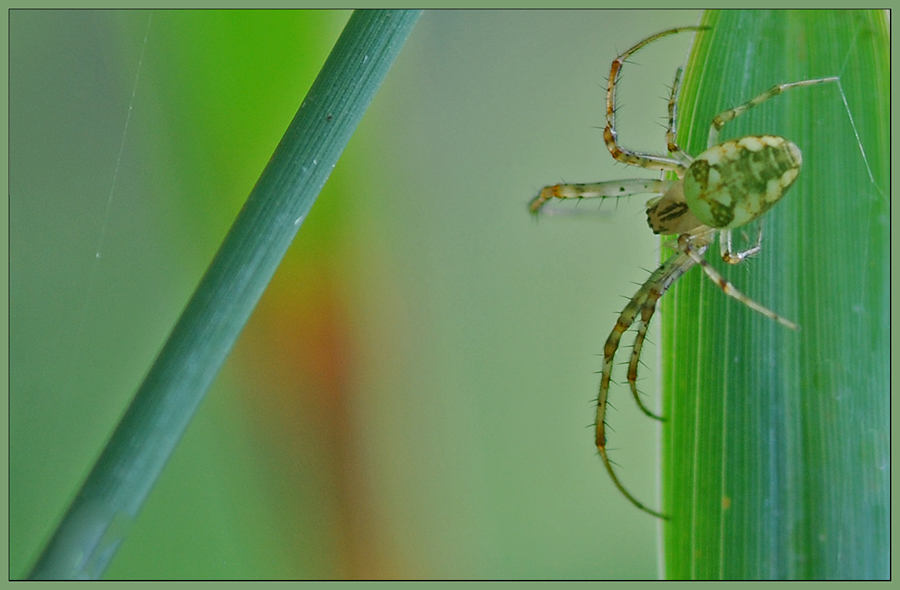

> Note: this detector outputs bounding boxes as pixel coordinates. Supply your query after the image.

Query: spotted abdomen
[683,135,802,229]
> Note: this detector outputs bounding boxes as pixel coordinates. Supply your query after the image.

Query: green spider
[529,26,837,519]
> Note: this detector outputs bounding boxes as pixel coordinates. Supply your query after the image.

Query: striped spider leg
[529,26,838,519]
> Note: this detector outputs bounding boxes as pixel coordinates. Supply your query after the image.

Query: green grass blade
[27,9,421,580]
[661,10,888,580]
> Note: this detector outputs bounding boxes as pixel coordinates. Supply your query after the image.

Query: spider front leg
[677,233,798,330]
[528,178,671,214]
[596,249,699,519]
[598,277,666,425]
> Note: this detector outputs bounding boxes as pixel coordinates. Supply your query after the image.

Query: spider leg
[708,76,839,147]
[626,275,677,418]
[678,234,799,329]
[605,26,705,173]
[529,178,671,215]
[665,66,693,166]
[596,250,698,519]
[598,447,668,520]
[719,224,763,265]
[627,311,662,421]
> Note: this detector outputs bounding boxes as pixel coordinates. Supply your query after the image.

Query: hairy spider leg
[665,66,692,165]
[531,26,829,520]
[598,223,795,519]
[596,247,705,520]
[529,177,679,420]
[605,26,707,172]
[719,224,763,265]
[528,178,672,214]
[708,77,840,147]
[677,234,798,330]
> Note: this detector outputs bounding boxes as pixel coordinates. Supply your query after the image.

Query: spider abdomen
[683,135,802,229]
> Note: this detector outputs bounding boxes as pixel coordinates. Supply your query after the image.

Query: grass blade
[27,9,421,580]
[661,10,888,580]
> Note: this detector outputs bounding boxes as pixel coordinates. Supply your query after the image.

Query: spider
[529,26,838,519]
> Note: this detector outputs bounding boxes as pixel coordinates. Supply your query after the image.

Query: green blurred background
[10,10,703,579]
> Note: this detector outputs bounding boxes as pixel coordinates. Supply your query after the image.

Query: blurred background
[10,9,703,579]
